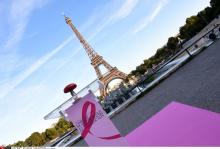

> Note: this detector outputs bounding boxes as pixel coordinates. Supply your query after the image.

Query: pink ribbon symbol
[81,101,121,140]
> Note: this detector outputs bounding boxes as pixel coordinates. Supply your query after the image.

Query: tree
[125,74,131,83]
[24,132,45,146]
[210,0,220,18]
[210,0,220,8]
[144,56,157,68]
[11,117,74,147]
[55,118,73,136]
[185,16,201,34]
[44,128,58,141]
[131,70,138,76]
[198,7,213,24]
[12,141,27,147]
[154,46,168,59]
[179,24,192,39]
[136,64,147,75]
[179,15,206,40]
[167,37,179,51]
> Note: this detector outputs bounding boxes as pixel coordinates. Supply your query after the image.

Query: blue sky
[0,0,210,145]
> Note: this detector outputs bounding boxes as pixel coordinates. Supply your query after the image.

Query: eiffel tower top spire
[64,15,97,60]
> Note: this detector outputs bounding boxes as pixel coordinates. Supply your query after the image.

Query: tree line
[127,0,220,79]
[9,118,74,147]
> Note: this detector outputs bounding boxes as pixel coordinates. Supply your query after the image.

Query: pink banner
[126,102,220,146]
[65,91,127,146]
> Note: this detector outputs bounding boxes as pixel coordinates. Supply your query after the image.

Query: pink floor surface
[125,102,220,146]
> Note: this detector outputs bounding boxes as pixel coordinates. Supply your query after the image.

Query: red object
[0,146,5,149]
[64,83,77,93]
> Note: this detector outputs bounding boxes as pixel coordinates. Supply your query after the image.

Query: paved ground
[75,38,220,146]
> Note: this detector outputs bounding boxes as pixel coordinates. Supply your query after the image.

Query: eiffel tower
[64,15,127,97]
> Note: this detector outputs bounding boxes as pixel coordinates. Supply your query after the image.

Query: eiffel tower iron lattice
[64,15,127,97]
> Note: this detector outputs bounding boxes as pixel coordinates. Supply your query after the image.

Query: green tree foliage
[179,16,203,39]
[167,37,179,51]
[130,70,137,76]
[154,46,168,60]
[11,141,27,147]
[210,0,220,7]
[136,64,147,75]
[44,128,58,141]
[210,0,220,17]
[128,0,220,79]
[179,0,220,40]
[198,7,214,23]
[179,24,193,39]
[11,118,74,147]
[55,118,73,136]
[24,132,45,146]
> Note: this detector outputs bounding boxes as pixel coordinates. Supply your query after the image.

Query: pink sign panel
[65,92,127,146]
[125,102,220,146]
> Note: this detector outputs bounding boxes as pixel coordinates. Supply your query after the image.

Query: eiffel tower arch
[64,16,127,97]
[99,67,127,96]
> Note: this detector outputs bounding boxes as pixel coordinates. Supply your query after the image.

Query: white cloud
[111,0,139,21]
[0,0,47,80]
[87,0,139,41]
[133,0,170,34]
[4,0,49,50]
[4,21,27,49]
[0,37,72,99]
